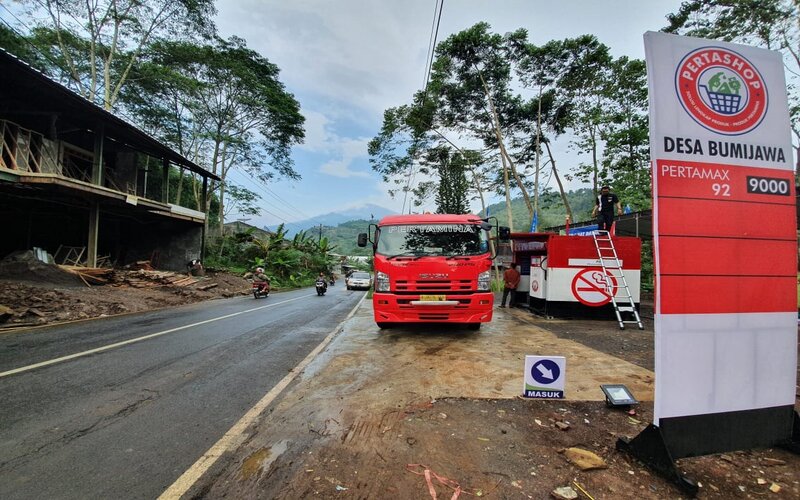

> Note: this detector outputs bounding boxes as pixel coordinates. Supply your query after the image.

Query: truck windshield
[376,224,488,257]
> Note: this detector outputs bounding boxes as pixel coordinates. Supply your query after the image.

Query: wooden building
[0,49,220,271]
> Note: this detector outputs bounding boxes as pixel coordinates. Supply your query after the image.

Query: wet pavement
[191,300,660,498]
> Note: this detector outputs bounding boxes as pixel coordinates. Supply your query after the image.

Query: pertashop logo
[674,46,768,135]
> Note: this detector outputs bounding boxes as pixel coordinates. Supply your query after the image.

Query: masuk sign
[523,355,565,399]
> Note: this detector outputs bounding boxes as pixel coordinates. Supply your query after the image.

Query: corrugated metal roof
[0,48,220,181]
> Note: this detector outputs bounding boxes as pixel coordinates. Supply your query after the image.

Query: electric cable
[403,0,445,214]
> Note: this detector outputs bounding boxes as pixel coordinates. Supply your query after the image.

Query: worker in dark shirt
[592,185,622,232]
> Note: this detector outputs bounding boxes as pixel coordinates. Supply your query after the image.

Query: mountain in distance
[268,203,395,237]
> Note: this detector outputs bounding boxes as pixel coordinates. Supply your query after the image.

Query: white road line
[0,294,314,379]
[158,292,367,500]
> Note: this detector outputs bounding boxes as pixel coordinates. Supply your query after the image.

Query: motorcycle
[329,278,335,286]
[252,280,270,299]
[315,278,327,296]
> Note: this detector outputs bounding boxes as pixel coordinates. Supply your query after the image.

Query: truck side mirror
[498,226,511,240]
[357,233,368,247]
[479,222,492,231]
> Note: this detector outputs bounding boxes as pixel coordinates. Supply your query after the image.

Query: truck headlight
[477,270,491,291]
[375,271,390,292]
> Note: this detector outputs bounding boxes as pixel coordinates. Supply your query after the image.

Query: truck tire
[467,323,481,331]
[376,322,393,330]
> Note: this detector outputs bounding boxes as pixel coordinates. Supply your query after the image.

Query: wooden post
[87,202,99,267]
[201,175,208,261]
[92,122,104,185]
[161,158,169,203]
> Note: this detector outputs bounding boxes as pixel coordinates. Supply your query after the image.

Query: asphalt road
[0,284,364,499]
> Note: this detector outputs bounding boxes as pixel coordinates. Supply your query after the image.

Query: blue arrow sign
[531,359,560,385]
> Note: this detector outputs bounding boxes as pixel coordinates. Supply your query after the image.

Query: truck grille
[418,313,450,321]
[397,298,470,308]
[395,279,473,293]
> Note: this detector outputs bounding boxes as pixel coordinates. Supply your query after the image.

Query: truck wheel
[467,323,481,331]
[376,322,393,330]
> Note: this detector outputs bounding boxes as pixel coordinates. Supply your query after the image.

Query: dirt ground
[0,269,251,328]
[192,300,800,500]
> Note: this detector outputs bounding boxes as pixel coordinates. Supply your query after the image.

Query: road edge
[158,292,368,500]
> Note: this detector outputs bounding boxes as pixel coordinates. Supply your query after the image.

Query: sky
[216,0,685,229]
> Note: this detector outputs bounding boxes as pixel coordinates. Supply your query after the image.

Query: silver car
[346,272,372,290]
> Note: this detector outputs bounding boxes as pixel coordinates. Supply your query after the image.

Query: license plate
[419,295,446,301]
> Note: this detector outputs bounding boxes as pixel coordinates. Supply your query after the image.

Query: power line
[256,179,312,220]
[423,0,445,96]
[403,0,445,214]
[236,168,313,221]
[422,0,441,90]
[232,172,308,230]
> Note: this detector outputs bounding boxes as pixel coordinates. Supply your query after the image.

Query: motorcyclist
[316,272,328,290]
[254,267,269,283]
[245,267,270,292]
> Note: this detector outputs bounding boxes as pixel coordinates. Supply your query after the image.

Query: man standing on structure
[592,185,623,232]
[499,263,520,308]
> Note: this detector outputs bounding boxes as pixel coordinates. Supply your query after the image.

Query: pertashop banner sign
[644,32,797,432]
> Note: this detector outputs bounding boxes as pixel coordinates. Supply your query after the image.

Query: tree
[430,147,470,214]
[368,98,436,205]
[516,39,582,222]
[224,183,261,219]
[5,2,234,216]
[549,35,613,197]
[121,40,211,208]
[600,57,650,210]
[429,23,534,228]
[195,37,304,235]
[21,0,216,110]
[123,37,305,233]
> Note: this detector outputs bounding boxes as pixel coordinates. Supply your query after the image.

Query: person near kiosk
[499,263,520,308]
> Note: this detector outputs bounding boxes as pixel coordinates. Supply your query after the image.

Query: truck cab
[358,214,495,330]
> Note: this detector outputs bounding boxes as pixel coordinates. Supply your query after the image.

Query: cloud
[295,108,371,177]
[215,0,431,122]
[318,136,371,178]
[299,109,335,153]
[319,158,370,178]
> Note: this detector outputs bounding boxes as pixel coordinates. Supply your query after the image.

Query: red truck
[357,214,502,330]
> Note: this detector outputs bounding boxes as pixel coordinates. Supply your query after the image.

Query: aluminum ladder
[592,230,643,330]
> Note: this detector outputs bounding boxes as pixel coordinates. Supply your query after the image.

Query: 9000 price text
[746,176,791,196]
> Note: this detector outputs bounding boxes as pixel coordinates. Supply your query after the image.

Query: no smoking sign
[571,268,617,306]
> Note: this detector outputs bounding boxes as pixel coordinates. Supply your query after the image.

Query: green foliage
[371,23,655,234]
[640,240,654,292]
[16,0,216,109]
[123,37,306,231]
[481,189,597,230]
[431,147,471,214]
[205,225,338,289]
[315,219,376,257]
